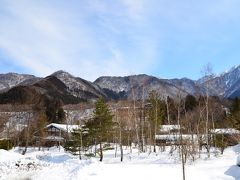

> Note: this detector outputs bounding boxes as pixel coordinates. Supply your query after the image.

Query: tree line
[64,91,240,162]
[1,90,240,159]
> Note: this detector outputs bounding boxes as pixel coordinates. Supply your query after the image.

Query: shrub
[0,139,13,150]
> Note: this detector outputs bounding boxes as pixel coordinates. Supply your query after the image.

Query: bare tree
[22,111,33,155]
[140,86,146,152]
[115,108,124,161]
[146,91,164,153]
[174,91,186,180]
[201,63,214,158]
[130,79,140,153]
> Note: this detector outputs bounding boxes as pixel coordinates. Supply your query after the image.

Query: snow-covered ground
[0,145,240,180]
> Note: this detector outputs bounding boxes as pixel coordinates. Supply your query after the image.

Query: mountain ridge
[0,65,240,104]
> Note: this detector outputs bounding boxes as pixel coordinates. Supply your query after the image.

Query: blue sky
[0,0,240,81]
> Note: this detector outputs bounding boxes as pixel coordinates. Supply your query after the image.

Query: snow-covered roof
[46,123,80,133]
[210,128,240,134]
[44,136,64,141]
[155,134,198,141]
[160,125,180,132]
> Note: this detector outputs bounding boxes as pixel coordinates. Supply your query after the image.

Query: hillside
[1,65,240,105]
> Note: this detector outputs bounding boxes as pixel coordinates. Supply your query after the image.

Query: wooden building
[43,123,80,146]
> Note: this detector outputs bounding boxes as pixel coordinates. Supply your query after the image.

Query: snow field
[0,145,240,180]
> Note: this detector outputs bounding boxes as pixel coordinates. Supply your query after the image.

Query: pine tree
[65,126,87,160]
[229,97,240,130]
[85,97,114,161]
[185,94,197,112]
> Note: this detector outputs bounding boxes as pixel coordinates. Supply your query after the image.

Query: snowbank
[237,155,240,166]
[0,145,240,180]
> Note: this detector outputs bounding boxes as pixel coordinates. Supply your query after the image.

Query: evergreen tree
[185,94,197,112]
[57,108,66,123]
[85,97,114,161]
[45,100,65,123]
[229,97,240,130]
[231,97,240,114]
[65,126,87,160]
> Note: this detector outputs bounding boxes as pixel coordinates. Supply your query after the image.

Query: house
[210,128,240,135]
[155,134,198,145]
[210,128,240,146]
[42,123,81,146]
[159,125,180,134]
[155,126,240,146]
[155,125,183,145]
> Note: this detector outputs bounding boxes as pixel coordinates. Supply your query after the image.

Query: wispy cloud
[0,0,240,80]
[0,0,157,80]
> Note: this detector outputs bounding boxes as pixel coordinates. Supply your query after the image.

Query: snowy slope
[197,65,240,98]
[0,145,240,180]
[0,73,38,92]
[1,65,240,101]
[52,70,106,99]
[94,74,188,100]
[168,78,202,96]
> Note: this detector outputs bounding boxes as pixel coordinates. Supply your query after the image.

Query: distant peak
[51,70,73,77]
[0,72,35,78]
[52,70,67,74]
[230,65,240,72]
[181,77,191,80]
[132,74,152,78]
[2,72,22,76]
[222,65,240,75]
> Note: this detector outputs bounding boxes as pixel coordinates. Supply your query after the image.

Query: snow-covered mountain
[95,65,240,99]
[225,78,240,98]
[0,73,38,92]
[94,74,189,100]
[167,78,202,96]
[197,65,240,98]
[1,65,240,104]
[52,70,107,100]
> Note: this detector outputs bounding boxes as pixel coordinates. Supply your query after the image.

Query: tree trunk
[206,95,210,158]
[181,141,186,180]
[115,138,118,158]
[132,90,140,154]
[99,141,103,162]
[154,99,158,153]
[79,147,82,160]
[79,130,83,160]
[120,128,123,162]
[94,138,97,157]
[120,143,123,162]
[22,113,31,155]
[149,123,152,153]
[141,86,145,153]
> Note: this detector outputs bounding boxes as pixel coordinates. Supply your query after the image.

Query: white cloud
[1,0,239,81]
[0,0,158,81]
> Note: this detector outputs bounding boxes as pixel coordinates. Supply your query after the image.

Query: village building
[155,125,240,146]
[40,123,81,146]
[209,128,240,146]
